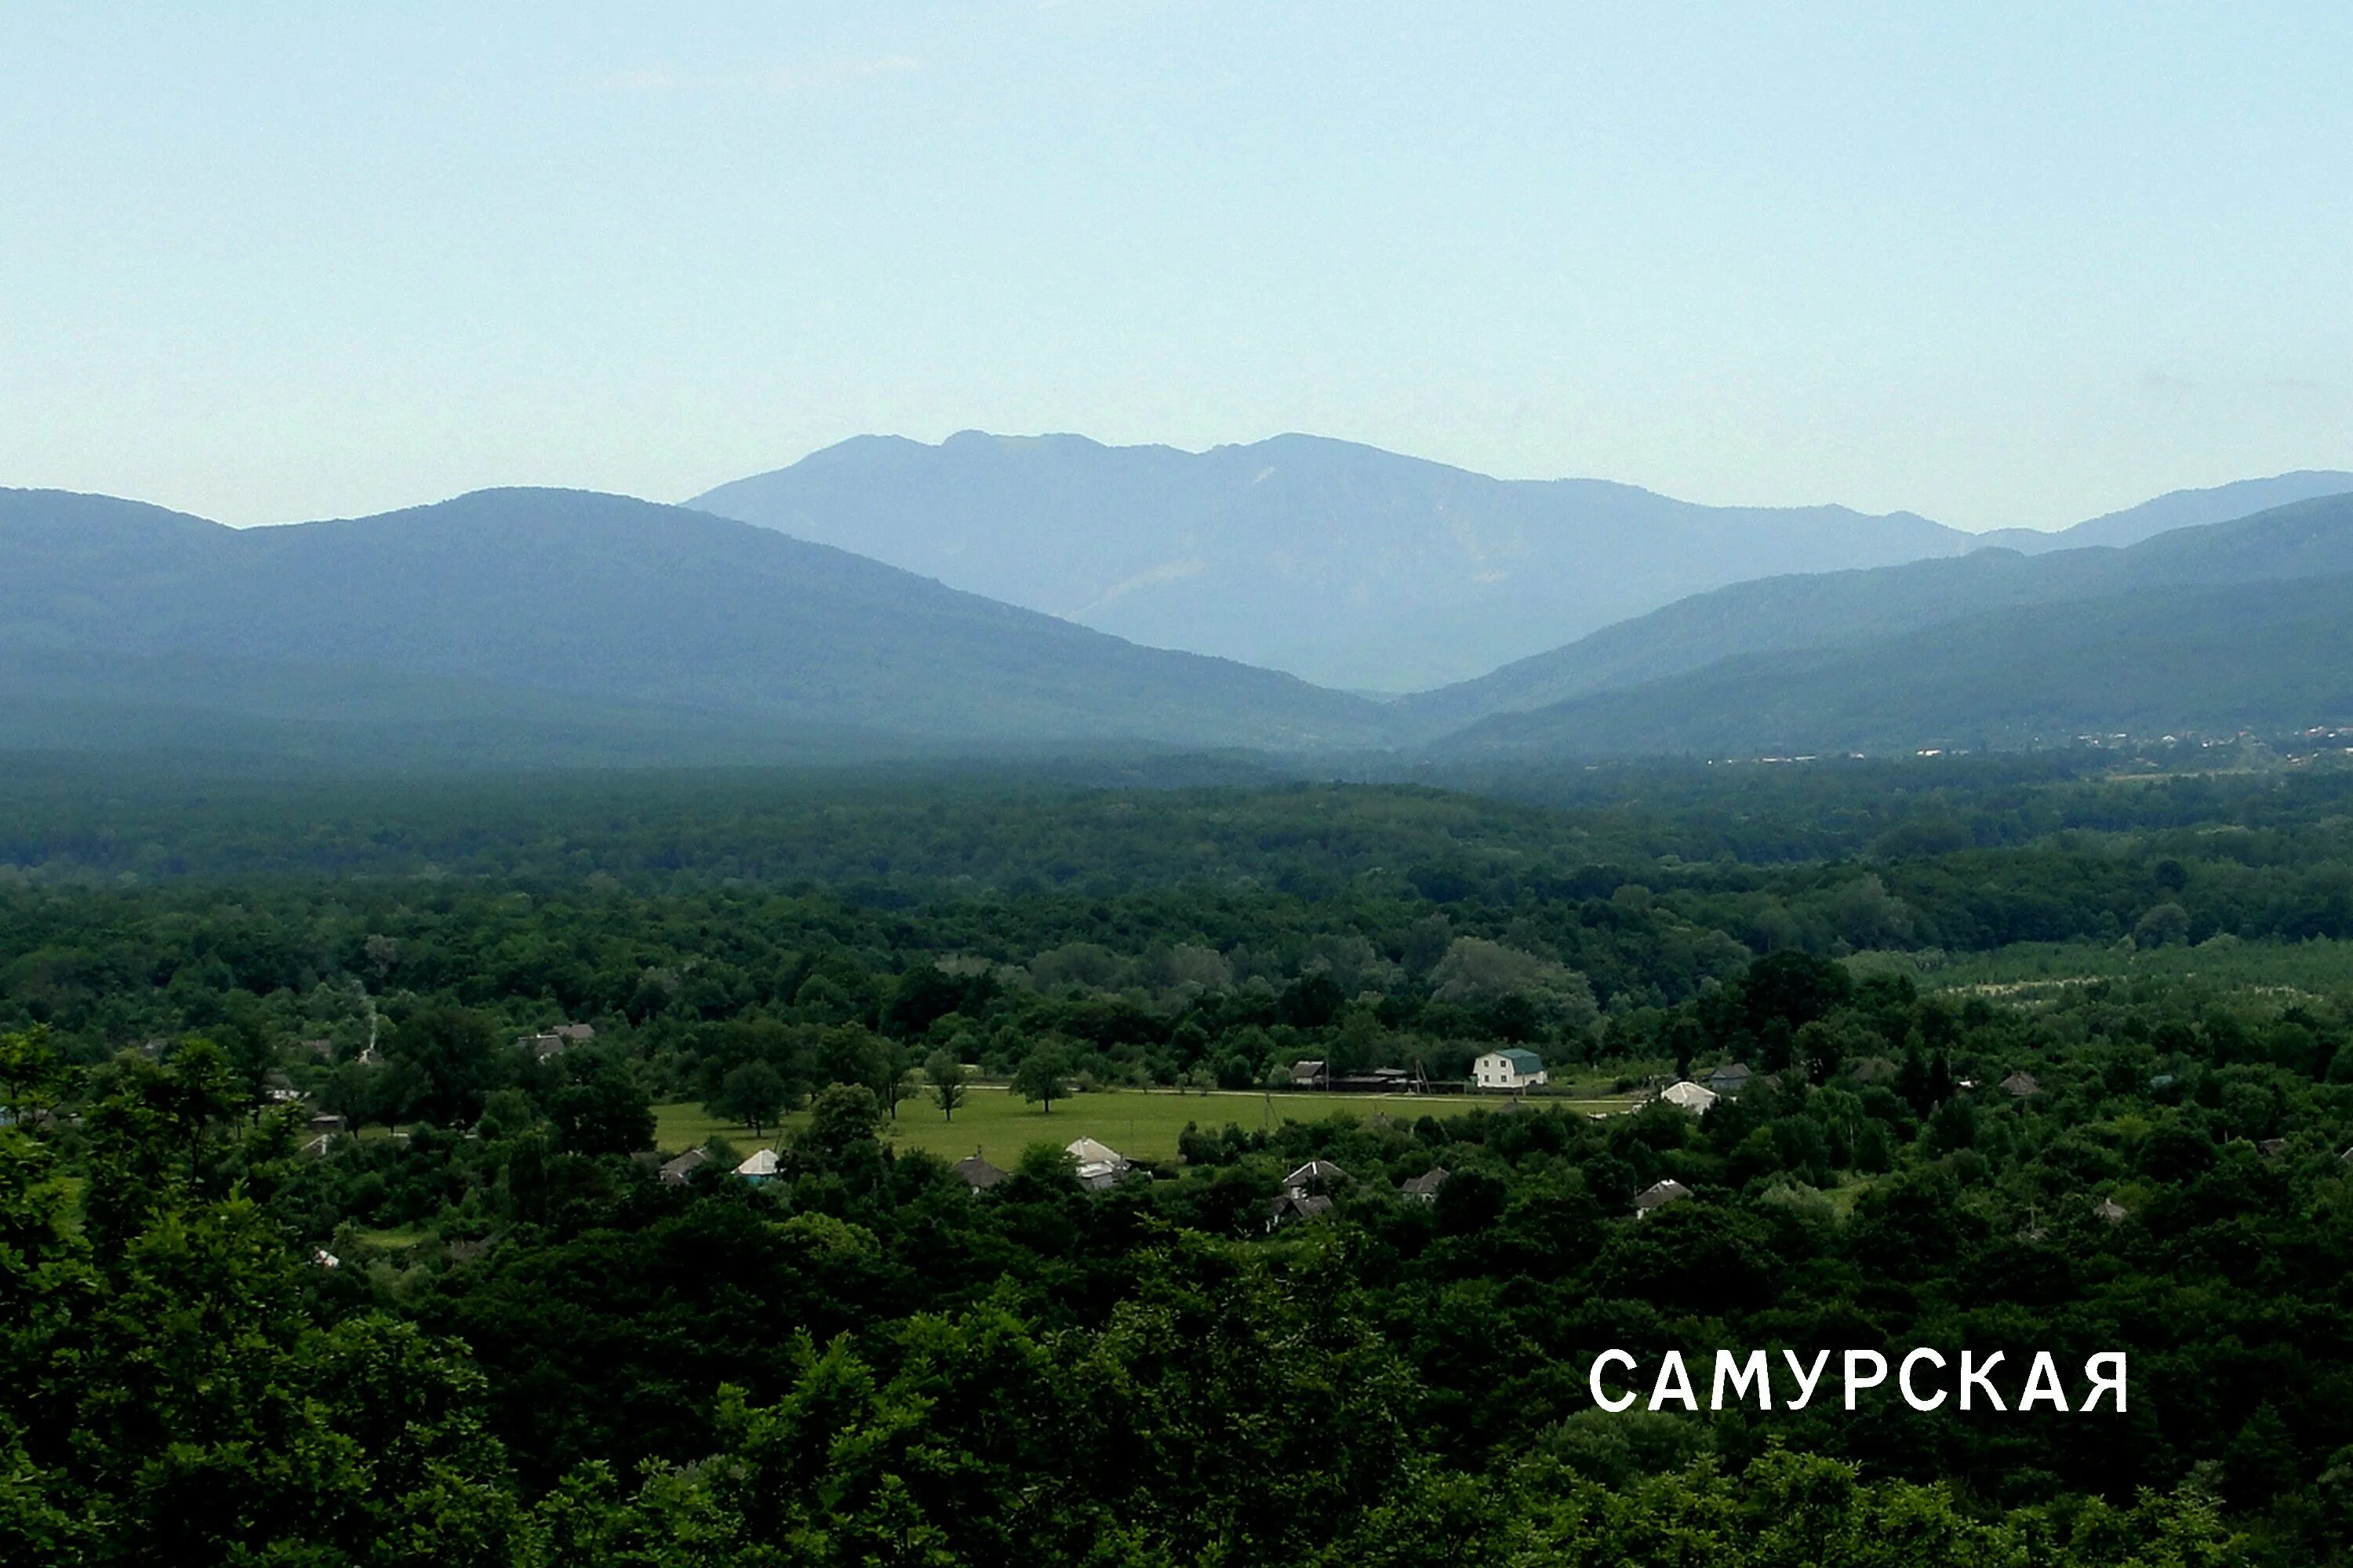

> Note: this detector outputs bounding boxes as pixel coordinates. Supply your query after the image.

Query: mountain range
[3,440,2350,770]
[690,432,2353,691]
[1405,491,2353,736]
[0,487,1387,765]
[1429,493,2353,757]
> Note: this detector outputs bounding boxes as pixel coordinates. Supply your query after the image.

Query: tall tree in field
[1010,1045,1069,1114]
[925,1049,968,1122]
[713,1060,787,1137]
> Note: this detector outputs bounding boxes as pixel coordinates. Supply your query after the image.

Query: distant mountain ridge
[8,459,2352,773]
[1406,491,2353,733]
[690,432,1974,690]
[1437,573,2353,759]
[1973,471,2353,554]
[690,432,2353,691]
[0,486,1390,763]
[1431,493,2353,758]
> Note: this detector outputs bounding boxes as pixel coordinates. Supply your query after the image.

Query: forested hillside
[1410,491,2353,732]
[5,757,2353,1563]
[10,482,2353,767]
[1443,574,2353,757]
[0,486,1387,759]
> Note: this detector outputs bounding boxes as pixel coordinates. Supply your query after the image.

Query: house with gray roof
[1705,1061,1754,1097]
[1634,1179,1692,1216]
[953,1152,1007,1191]
[1400,1167,1449,1202]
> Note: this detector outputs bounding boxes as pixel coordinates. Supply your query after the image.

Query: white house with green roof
[1473,1048,1547,1091]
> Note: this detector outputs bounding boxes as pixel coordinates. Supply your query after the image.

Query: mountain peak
[689,434,1973,689]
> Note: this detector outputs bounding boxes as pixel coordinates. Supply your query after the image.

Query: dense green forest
[5,754,2353,1563]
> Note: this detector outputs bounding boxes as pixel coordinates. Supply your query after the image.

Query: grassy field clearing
[655,1084,1642,1166]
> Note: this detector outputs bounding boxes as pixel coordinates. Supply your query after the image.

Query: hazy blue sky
[5,3,2348,529]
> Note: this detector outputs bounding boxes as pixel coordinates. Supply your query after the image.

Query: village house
[1473,1048,1546,1091]
[1704,1061,1754,1097]
[2001,1071,2042,1099]
[1289,1059,1328,1089]
[515,1023,598,1060]
[1264,1159,1348,1229]
[1660,1080,1718,1115]
[953,1151,1007,1191]
[1282,1159,1349,1196]
[1267,1191,1334,1228]
[1400,1167,1449,1202]
[734,1148,780,1182]
[1634,1178,1691,1216]
[658,1148,709,1186]
[1067,1137,1129,1191]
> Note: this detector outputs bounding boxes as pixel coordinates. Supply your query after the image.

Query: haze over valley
[7,446,2350,769]
[692,434,2353,692]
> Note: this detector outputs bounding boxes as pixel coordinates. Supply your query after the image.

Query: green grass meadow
[654,1084,1638,1166]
